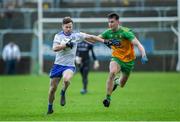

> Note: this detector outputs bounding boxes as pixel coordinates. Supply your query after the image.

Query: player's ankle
[106,94,111,101]
[48,104,53,111]
[61,90,65,96]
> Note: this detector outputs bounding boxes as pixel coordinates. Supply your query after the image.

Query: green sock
[106,94,111,101]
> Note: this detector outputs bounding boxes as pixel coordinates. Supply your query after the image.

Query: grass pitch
[0,72,180,121]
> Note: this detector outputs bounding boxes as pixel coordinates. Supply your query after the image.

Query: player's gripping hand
[141,56,148,64]
[111,39,121,47]
[65,41,74,49]
[104,39,120,48]
[104,40,112,48]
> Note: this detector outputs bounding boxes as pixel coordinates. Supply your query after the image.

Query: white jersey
[2,43,21,61]
[53,31,87,66]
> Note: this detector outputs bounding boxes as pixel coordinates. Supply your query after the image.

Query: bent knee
[63,77,71,82]
[109,70,117,76]
[64,80,70,84]
[63,74,73,82]
[50,86,57,92]
[120,77,128,88]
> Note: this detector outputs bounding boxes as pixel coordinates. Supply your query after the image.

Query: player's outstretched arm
[132,37,148,64]
[81,33,105,43]
[80,32,119,47]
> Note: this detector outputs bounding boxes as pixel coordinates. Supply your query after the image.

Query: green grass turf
[0,72,180,121]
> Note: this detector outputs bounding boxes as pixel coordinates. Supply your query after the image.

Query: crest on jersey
[63,38,69,42]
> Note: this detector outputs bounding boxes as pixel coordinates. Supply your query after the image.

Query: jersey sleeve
[122,28,135,41]
[76,32,87,42]
[52,34,61,48]
[99,29,109,39]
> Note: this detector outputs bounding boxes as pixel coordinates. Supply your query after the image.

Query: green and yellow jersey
[100,26,136,62]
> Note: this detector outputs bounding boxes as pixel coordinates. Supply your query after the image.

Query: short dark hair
[62,17,73,24]
[108,12,119,20]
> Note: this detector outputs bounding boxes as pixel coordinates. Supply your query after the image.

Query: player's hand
[75,56,82,64]
[93,60,100,70]
[104,40,113,48]
[110,39,121,47]
[104,39,120,48]
[65,41,74,49]
[141,56,148,64]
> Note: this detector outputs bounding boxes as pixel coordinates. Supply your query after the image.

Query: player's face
[62,22,73,34]
[108,18,119,30]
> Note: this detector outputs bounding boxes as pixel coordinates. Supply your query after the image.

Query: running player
[99,13,148,107]
[47,17,105,114]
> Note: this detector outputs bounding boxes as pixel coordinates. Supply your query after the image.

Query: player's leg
[80,62,89,94]
[120,73,129,87]
[47,64,63,114]
[79,63,85,93]
[113,72,129,91]
[47,77,61,114]
[62,69,74,92]
[60,68,74,106]
[107,61,120,95]
[112,60,134,91]
[103,61,120,107]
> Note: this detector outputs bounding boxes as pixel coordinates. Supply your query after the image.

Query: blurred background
[0,0,179,75]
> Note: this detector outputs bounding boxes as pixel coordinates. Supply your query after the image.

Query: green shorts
[111,57,135,75]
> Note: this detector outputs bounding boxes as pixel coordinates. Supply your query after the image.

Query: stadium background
[0,0,179,74]
[0,0,180,121]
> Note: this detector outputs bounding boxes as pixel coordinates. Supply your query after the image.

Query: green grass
[0,72,180,121]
